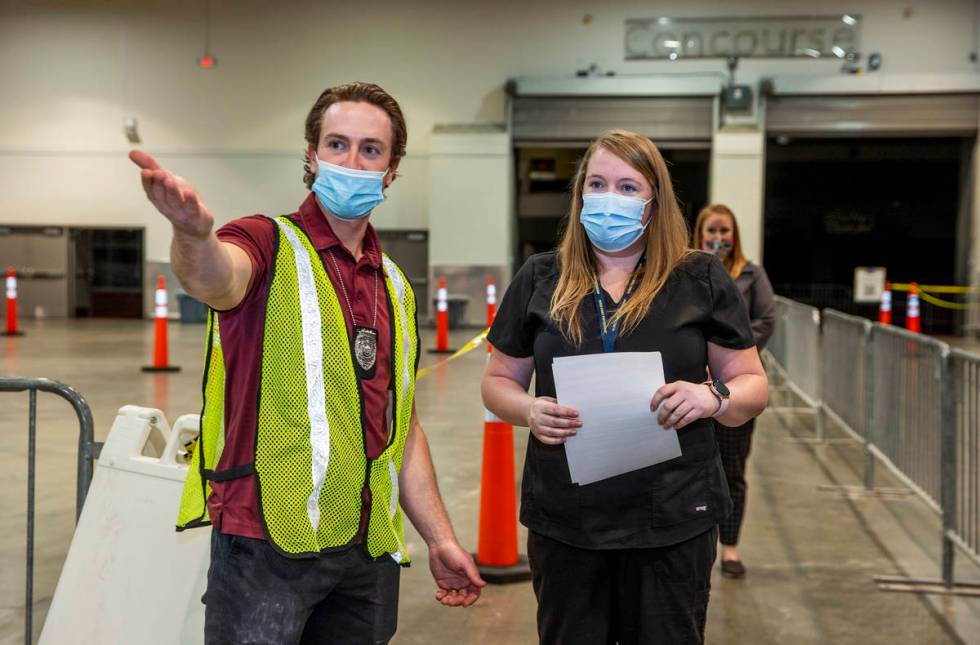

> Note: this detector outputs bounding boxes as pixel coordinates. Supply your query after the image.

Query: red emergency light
[197,54,217,69]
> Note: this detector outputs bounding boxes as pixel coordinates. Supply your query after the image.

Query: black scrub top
[487,251,755,549]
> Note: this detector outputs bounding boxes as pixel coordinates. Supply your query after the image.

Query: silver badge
[354,327,378,372]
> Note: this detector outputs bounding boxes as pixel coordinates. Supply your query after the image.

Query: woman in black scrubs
[481,130,768,644]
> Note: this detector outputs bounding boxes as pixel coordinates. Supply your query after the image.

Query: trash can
[432,295,470,329]
[177,293,208,323]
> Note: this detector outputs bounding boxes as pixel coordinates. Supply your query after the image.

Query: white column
[427,127,512,325]
[710,128,766,263]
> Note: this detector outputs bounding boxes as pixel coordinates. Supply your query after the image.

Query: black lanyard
[592,255,645,353]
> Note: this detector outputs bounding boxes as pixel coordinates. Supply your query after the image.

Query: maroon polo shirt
[209,193,393,540]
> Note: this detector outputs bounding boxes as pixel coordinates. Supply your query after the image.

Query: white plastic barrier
[40,406,209,645]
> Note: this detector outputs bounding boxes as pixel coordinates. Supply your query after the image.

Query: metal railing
[772,297,821,405]
[946,350,980,581]
[775,301,980,593]
[867,325,946,512]
[0,377,101,645]
[820,310,871,444]
[768,296,824,438]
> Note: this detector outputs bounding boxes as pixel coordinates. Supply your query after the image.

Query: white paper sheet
[552,352,682,485]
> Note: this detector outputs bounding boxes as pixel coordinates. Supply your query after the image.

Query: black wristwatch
[704,379,730,417]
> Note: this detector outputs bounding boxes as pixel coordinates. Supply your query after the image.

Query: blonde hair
[551,129,694,346]
[693,204,748,280]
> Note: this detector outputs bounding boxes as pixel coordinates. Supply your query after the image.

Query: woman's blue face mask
[579,192,653,253]
[311,154,389,220]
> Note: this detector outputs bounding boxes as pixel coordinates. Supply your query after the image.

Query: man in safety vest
[130,82,484,644]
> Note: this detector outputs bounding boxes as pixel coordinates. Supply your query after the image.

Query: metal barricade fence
[0,377,101,645]
[769,296,823,438]
[820,310,871,443]
[775,296,821,406]
[768,298,788,371]
[946,350,980,583]
[867,325,946,513]
[770,298,980,592]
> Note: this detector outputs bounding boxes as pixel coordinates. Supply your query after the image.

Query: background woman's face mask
[704,237,733,258]
[311,154,388,219]
[579,192,652,253]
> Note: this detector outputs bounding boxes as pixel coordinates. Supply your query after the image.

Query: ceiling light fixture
[196,0,217,69]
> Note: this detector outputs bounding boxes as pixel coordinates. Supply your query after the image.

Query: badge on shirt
[353,325,378,380]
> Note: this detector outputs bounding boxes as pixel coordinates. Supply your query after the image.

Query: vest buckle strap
[203,462,256,482]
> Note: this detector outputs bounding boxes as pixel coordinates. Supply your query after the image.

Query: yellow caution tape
[416,329,490,380]
[891,283,980,294]
[916,290,972,310]
[888,282,979,309]
[181,437,198,462]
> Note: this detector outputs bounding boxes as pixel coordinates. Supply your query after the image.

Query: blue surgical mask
[311,156,388,219]
[580,192,652,253]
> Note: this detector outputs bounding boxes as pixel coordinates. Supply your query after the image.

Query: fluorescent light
[842,14,857,26]
[662,40,681,48]
[796,48,821,58]
[832,46,846,58]
[657,17,670,25]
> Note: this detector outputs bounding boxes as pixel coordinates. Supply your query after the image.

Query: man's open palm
[130,150,214,239]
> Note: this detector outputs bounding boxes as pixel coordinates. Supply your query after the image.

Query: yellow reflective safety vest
[177,216,418,562]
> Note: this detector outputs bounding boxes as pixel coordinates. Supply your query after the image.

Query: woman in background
[694,204,775,579]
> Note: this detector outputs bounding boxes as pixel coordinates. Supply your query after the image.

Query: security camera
[124,117,141,144]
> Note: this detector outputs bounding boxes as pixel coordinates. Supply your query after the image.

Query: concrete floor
[2,319,980,644]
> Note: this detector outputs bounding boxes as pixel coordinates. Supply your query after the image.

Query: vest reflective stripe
[388,458,399,519]
[383,255,413,413]
[176,216,418,563]
[275,220,331,533]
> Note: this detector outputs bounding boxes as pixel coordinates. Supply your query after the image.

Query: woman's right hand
[527,396,582,445]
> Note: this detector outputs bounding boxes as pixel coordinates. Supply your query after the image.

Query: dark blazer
[734,261,776,350]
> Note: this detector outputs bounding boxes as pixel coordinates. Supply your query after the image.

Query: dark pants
[527,528,717,645]
[203,531,400,645]
[717,419,755,546]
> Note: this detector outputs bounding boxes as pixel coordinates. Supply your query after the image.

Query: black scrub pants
[203,530,400,645]
[717,419,755,546]
[527,527,717,645]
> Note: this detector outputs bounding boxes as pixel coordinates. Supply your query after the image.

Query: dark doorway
[514,146,710,273]
[377,229,428,320]
[70,228,144,318]
[764,137,969,333]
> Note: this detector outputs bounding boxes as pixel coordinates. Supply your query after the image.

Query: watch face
[714,380,730,397]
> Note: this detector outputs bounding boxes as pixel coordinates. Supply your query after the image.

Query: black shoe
[721,559,746,578]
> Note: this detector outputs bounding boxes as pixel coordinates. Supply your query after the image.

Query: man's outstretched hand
[130,150,214,239]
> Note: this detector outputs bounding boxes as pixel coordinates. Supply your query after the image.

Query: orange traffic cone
[142,276,181,372]
[486,278,496,353]
[906,282,921,333]
[878,280,892,325]
[474,408,531,583]
[428,277,455,354]
[2,266,24,337]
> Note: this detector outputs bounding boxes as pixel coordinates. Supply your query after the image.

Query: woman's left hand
[650,381,720,430]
